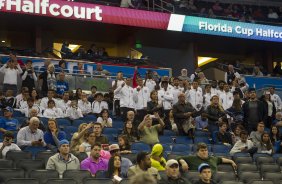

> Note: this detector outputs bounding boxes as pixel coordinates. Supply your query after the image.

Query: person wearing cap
[242,88,266,133]
[158,159,191,184]
[92,92,108,116]
[269,86,282,111]
[0,131,21,159]
[46,139,80,178]
[173,92,195,136]
[80,143,108,176]
[0,106,20,133]
[133,77,150,123]
[17,117,46,149]
[128,151,160,180]
[114,77,135,121]
[150,144,166,171]
[178,143,236,174]
[109,144,133,176]
[138,113,165,145]
[194,163,217,184]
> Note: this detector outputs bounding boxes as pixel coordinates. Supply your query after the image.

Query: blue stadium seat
[64,126,78,141]
[56,118,71,128]
[162,144,172,153]
[194,130,210,137]
[103,128,119,135]
[39,117,49,126]
[212,144,232,154]
[13,110,24,117]
[73,119,85,127]
[171,144,192,154]
[112,122,124,129]
[175,136,193,144]
[95,170,108,178]
[253,153,272,161]
[163,130,176,136]
[194,137,211,144]
[83,115,96,122]
[131,142,151,153]
[233,152,251,158]
[23,146,47,158]
[159,136,173,144]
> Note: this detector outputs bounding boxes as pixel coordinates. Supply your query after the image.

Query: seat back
[0,169,25,183]
[239,172,261,183]
[29,170,60,184]
[5,178,39,184]
[63,170,91,184]
[0,159,13,169]
[214,171,237,183]
[6,151,32,165]
[83,178,113,184]
[45,179,77,184]
[35,151,56,166]
[16,159,45,176]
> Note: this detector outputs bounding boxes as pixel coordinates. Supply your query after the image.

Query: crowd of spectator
[0,53,282,183]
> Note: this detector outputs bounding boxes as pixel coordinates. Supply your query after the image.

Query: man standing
[194,163,217,184]
[186,80,203,112]
[242,88,266,133]
[269,86,282,111]
[225,64,237,85]
[80,143,108,176]
[21,60,37,93]
[112,71,124,116]
[46,139,80,178]
[158,159,191,184]
[219,83,233,110]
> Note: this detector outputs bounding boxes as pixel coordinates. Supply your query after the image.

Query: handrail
[152,0,175,13]
[197,0,282,7]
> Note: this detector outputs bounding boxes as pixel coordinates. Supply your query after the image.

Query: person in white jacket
[92,93,108,116]
[43,99,64,119]
[185,80,203,112]
[66,100,83,120]
[78,92,92,115]
[219,83,233,110]
[230,131,257,156]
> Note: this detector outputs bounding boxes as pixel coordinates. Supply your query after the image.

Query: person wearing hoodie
[150,144,166,171]
[46,139,80,178]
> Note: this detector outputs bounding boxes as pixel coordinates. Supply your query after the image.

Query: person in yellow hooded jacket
[150,143,166,171]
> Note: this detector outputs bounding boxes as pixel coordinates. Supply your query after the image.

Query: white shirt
[112,80,125,100]
[17,126,45,147]
[18,99,28,109]
[185,88,203,111]
[92,101,108,114]
[211,88,220,96]
[16,94,23,108]
[203,93,212,109]
[144,79,156,93]
[97,117,113,127]
[78,100,92,114]
[158,89,173,110]
[43,107,64,119]
[17,105,41,117]
[114,85,135,108]
[230,139,254,156]
[57,100,71,113]
[40,97,58,110]
[271,93,282,111]
[0,64,23,85]
[66,107,83,120]
[133,86,150,110]
[0,143,21,158]
[171,86,184,105]
[219,91,233,110]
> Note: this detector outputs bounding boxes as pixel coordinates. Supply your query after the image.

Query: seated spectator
[198,72,209,85]
[194,163,216,184]
[208,8,216,18]
[216,121,233,146]
[0,106,20,133]
[118,135,131,154]
[87,43,98,56]
[128,151,160,180]
[273,112,282,126]
[252,66,264,76]
[56,72,69,97]
[268,8,279,19]
[93,122,109,145]
[0,131,21,159]
[61,42,73,59]
[158,159,191,184]
[97,109,112,128]
[40,89,57,110]
[93,63,110,76]
[66,100,83,120]
[74,88,82,100]
[17,88,30,109]
[257,132,274,155]
[138,113,165,146]
[195,113,209,132]
[230,131,256,156]
[20,109,46,131]
[57,92,71,113]
[79,131,96,155]
[46,139,80,178]
[70,123,93,155]
[109,144,133,177]
[231,124,245,144]
[44,119,66,152]
[107,155,126,180]
[17,117,46,149]
[31,88,41,105]
[43,100,64,118]
[150,144,166,171]
[15,87,29,107]
[18,97,41,118]
[80,143,109,176]
[270,125,282,152]
[57,60,69,73]
[122,119,139,143]
[87,86,97,104]
[78,92,92,115]
[273,62,282,76]
[250,122,265,146]
[178,143,236,174]
[2,90,16,108]
[92,93,108,116]
[76,62,86,74]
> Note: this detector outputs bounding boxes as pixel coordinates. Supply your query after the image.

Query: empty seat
[73,119,85,127]
[174,137,193,144]
[182,171,199,181]
[248,180,274,184]
[121,153,136,164]
[35,151,55,166]
[0,169,25,183]
[237,164,258,173]
[212,144,231,153]
[0,159,13,169]
[264,172,282,184]
[131,142,151,153]
[233,152,251,158]
[194,137,211,144]
[221,181,244,184]
[83,178,113,184]
[217,164,235,172]
[277,157,282,166]
[95,170,108,178]
[253,153,271,161]
[120,179,130,184]
[239,172,261,183]
[171,144,192,154]
[16,159,45,176]
[194,130,210,137]
[167,154,182,160]
[5,178,39,184]
[162,143,172,153]
[159,136,173,144]
[29,170,60,184]
[260,164,281,176]
[6,151,32,165]
[163,130,176,136]
[214,171,237,183]
[56,118,71,128]
[234,156,253,164]
[103,128,119,135]
[45,179,77,184]
[256,157,275,166]
[63,170,91,183]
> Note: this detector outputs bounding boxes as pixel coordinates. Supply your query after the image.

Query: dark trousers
[136,109,147,123]
[3,84,17,96]
[113,100,121,117]
[163,109,171,130]
[120,107,135,121]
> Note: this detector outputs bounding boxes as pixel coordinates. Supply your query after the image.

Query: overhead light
[1,40,5,43]
[198,57,218,67]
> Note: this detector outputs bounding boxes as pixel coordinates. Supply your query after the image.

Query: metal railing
[152,0,175,13]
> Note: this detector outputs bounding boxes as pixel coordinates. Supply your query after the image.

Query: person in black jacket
[242,88,266,133]
[260,92,276,129]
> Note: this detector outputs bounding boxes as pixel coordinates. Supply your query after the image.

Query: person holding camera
[21,60,37,93]
[0,131,21,159]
